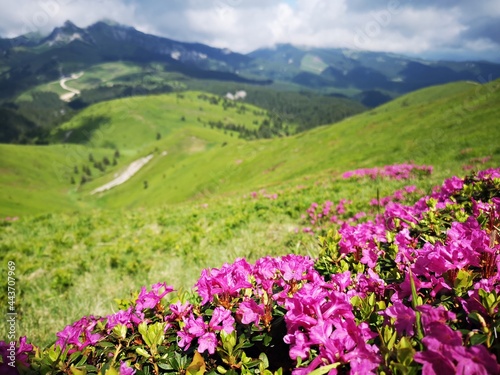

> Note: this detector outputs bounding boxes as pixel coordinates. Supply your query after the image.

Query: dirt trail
[91,154,154,195]
[60,72,84,102]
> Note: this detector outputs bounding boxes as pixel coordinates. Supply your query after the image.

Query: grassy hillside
[4,58,366,145]
[1,80,499,216]
[2,162,480,347]
[86,79,500,209]
[53,91,268,150]
[0,144,117,215]
[1,79,499,348]
[0,91,279,216]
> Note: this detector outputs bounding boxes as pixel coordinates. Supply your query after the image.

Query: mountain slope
[0,20,265,103]
[3,22,500,107]
[2,79,498,216]
[244,44,500,98]
[97,80,498,209]
[0,91,285,215]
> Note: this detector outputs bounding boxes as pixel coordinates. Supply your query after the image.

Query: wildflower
[195,258,253,305]
[0,337,33,371]
[56,316,102,351]
[107,307,144,330]
[135,282,174,311]
[178,307,234,354]
[382,301,415,336]
[237,299,265,326]
[119,361,136,375]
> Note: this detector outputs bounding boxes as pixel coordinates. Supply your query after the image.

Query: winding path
[91,154,154,195]
[60,72,84,102]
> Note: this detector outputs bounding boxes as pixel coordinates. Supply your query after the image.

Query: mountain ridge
[1,20,499,145]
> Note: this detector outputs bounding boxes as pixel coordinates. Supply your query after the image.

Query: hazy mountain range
[2,20,500,98]
[1,20,500,143]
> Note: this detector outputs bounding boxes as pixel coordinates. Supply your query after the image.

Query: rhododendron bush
[3,167,500,375]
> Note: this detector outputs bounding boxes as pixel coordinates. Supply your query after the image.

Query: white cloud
[0,0,498,61]
[0,0,137,37]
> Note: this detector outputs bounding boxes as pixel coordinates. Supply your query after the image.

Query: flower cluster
[0,337,32,374]
[342,163,433,180]
[283,278,380,374]
[316,167,500,374]
[302,199,367,234]
[249,189,279,200]
[6,167,500,375]
[463,155,492,171]
[370,185,418,207]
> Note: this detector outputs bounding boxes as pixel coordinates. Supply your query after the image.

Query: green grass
[0,91,273,216]
[1,165,469,347]
[53,91,266,150]
[14,61,163,102]
[300,53,329,74]
[85,79,500,209]
[69,62,143,90]
[1,79,499,347]
[0,144,115,215]
[2,80,499,216]
[16,80,69,102]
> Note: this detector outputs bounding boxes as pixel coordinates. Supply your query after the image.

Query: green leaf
[221,330,237,353]
[307,363,341,375]
[138,321,165,353]
[158,363,174,370]
[97,341,116,348]
[104,367,119,375]
[136,347,151,358]
[263,334,273,346]
[68,351,83,364]
[351,295,362,307]
[470,333,488,346]
[368,293,376,307]
[454,269,473,295]
[408,270,424,340]
[47,344,63,362]
[382,326,397,351]
[69,365,87,375]
[76,355,89,367]
[217,365,228,374]
[187,351,206,375]
[259,353,269,369]
[396,337,416,366]
[112,324,128,340]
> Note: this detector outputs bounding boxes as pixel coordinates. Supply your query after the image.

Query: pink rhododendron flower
[0,336,33,372]
[238,299,265,326]
[107,307,144,330]
[195,258,253,305]
[135,282,173,311]
[56,316,103,351]
[383,301,416,336]
[168,301,193,321]
[119,361,136,375]
[198,332,218,354]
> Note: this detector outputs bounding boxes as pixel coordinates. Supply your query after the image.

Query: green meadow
[0,78,499,347]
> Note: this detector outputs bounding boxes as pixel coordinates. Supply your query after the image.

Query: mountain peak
[97,18,124,27]
[62,20,78,29]
[41,20,90,47]
[89,19,136,32]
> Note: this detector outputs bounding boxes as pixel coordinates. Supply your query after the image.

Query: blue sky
[0,0,499,61]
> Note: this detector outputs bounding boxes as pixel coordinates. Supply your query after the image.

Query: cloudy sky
[1,0,499,61]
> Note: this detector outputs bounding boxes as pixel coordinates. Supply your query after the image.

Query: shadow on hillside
[54,115,112,144]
